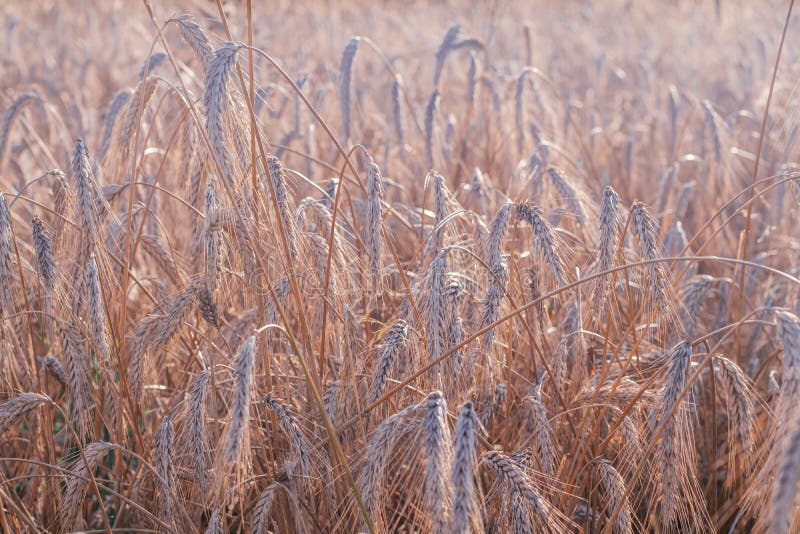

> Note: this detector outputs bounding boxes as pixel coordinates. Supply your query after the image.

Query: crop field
[1,0,800,532]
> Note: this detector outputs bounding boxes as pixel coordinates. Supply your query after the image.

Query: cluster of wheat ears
[2,0,800,532]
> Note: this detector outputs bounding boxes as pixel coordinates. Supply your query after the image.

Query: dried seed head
[139,52,167,80]
[433,24,461,87]
[154,415,176,526]
[713,355,758,474]
[484,202,512,267]
[547,167,586,224]
[777,311,800,428]
[31,216,55,290]
[182,370,210,490]
[702,100,724,163]
[204,42,241,184]
[339,37,360,142]
[423,391,452,534]
[466,53,477,106]
[481,258,509,352]
[264,393,312,490]
[359,402,421,529]
[451,400,479,534]
[60,322,92,436]
[170,15,214,75]
[515,202,566,285]
[770,416,800,534]
[594,459,633,534]
[225,335,255,466]
[520,391,557,477]
[195,284,219,327]
[119,78,157,159]
[0,392,52,435]
[370,320,409,402]
[594,185,620,307]
[651,341,703,526]
[425,91,440,168]
[86,254,109,363]
[265,155,298,259]
[72,139,98,247]
[392,76,405,148]
[421,248,449,375]
[205,510,223,534]
[425,172,448,258]
[631,201,669,310]
[365,155,384,288]
[98,89,132,160]
[515,69,531,154]
[61,441,115,531]
[40,355,67,384]
[0,92,40,168]
[252,483,279,534]
[483,450,561,531]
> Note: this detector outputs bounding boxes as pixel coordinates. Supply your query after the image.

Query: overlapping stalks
[0,1,799,532]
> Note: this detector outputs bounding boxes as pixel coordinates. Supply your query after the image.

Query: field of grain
[1,0,800,532]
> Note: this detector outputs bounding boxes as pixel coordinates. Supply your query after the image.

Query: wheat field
[1,0,800,532]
